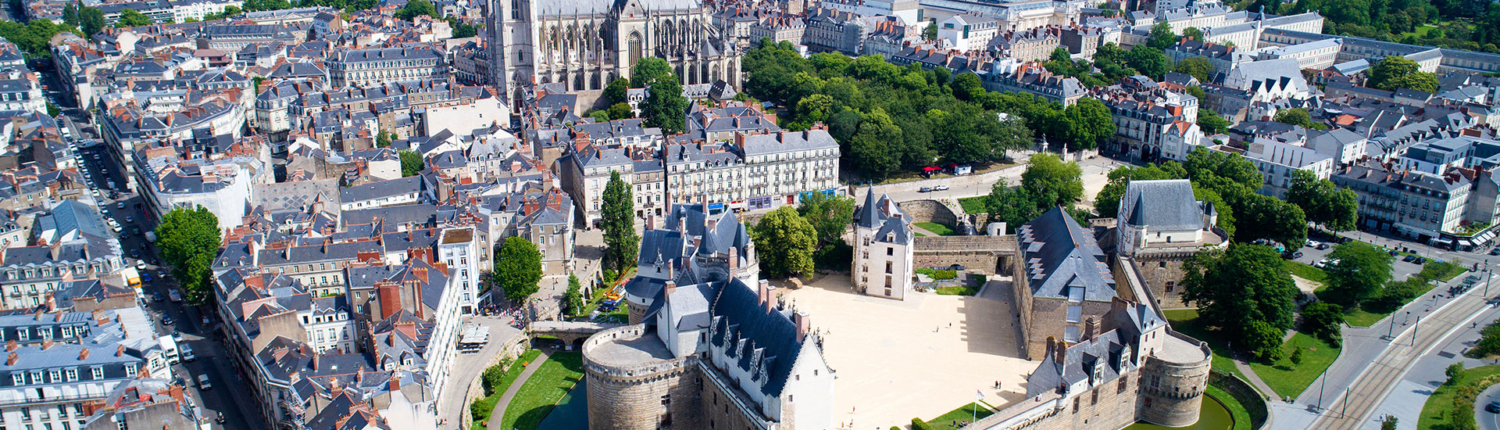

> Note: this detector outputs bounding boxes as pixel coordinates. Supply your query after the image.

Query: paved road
[1478,384,1500,430]
[1310,270,1499,430]
[850,151,1124,211]
[436,315,523,429]
[77,145,263,430]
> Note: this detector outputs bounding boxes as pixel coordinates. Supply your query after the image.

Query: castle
[584,202,833,430]
[852,191,915,300]
[484,0,743,103]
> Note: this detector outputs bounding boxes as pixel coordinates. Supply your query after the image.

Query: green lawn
[915,232,927,237]
[471,350,542,430]
[959,196,988,214]
[935,285,979,296]
[1341,307,1387,328]
[499,352,585,430]
[1284,261,1327,284]
[915,222,957,236]
[1423,261,1467,283]
[922,402,996,430]
[1419,365,1500,430]
[1207,384,1254,430]
[1163,309,1250,384]
[1247,332,1340,399]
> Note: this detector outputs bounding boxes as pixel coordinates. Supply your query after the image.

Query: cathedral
[485,0,743,102]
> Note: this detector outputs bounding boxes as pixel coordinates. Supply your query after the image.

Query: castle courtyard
[781,274,1037,429]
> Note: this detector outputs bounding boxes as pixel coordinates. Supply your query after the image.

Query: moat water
[1123,393,1236,430]
[535,380,1233,430]
[536,379,589,429]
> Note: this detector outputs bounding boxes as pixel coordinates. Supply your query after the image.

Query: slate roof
[1018,207,1116,302]
[1117,179,1205,231]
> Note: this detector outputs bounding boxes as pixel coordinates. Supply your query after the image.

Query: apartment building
[329,46,449,88]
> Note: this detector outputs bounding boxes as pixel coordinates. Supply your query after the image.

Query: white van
[160,336,180,364]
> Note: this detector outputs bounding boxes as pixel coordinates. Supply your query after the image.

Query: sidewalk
[487,349,553,430]
[1235,358,1280,401]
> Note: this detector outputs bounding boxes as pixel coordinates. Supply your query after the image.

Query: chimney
[377,281,401,321]
[764,284,778,313]
[1084,317,1099,343]
[41,340,54,350]
[728,247,738,273]
[413,277,425,320]
[5,341,14,352]
[79,349,90,361]
[678,215,686,233]
[390,375,401,391]
[646,214,656,230]
[116,345,125,357]
[666,259,674,277]
[6,353,14,366]
[1054,338,1067,364]
[758,280,770,309]
[664,280,677,302]
[794,311,811,342]
[707,217,718,232]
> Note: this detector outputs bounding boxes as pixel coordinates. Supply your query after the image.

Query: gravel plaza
[780,274,1037,429]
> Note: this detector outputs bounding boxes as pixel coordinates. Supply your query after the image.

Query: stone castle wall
[583,325,704,430]
[1023,298,1115,360]
[1128,254,1194,309]
[898,200,960,226]
[912,235,1016,275]
[1138,335,1213,427]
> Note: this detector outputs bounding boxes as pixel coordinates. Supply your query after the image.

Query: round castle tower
[582,324,702,430]
[1137,337,1213,427]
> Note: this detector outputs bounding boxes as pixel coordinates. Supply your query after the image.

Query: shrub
[470,397,495,423]
[1300,301,1344,346]
[481,364,505,395]
[1447,362,1467,383]
[1365,278,1426,313]
[603,269,618,285]
[911,418,937,430]
[1290,348,1304,365]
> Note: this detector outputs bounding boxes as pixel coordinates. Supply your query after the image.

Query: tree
[1446,362,1467,383]
[116,9,152,27]
[1092,162,1188,217]
[1126,45,1170,80]
[1274,108,1323,130]
[46,102,59,118]
[1174,57,1215,82]
[1147,22,1178,49]
[1235,193,1308,248]
[850,108,902,180]
[494,237,542,304]
[1021,153,1085,207]
[399,150,424,176]
[922,20,937,41]
[630,57,675,88]
[753,207,817,279]
[79,7,105,36]
[600,171,639,272]
[1285,170,1358,231]
[604,78,630,105]
[1061,98,1113,150]
[1324,242,1395,305]
[1197,108,1231,134]
[376,130,391,148]
[63,2,78,26]
[1369,56,1439,93]
[563,274,585,316]
[638,60,688,134]
[1380,415,1397,430]
[394,0,438,20]
[1183,27,1205,41]
[1301,301,1345,346]
[1289,347,1303,365]
[452,22,477,38]
[606,102,634,120]
[797,192,855,246]
[155,206,221,305]
[1180,244,1299,361]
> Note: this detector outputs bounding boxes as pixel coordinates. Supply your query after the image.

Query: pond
[1123,393,1235,430]
[535,379,589,430]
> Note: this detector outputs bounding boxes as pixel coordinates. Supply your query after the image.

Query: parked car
[135,260,146,270]
[933,185,950,191]
[1403,255,1416,262]
[116,202,124,209]
[1490,248,1500,256]
[1316,243,1331,250]
[216,412,226,424]
[141,272,152,282]
[162,315,174,326]
[1414,257,1427,265]
[180,344,195,362]
[172,330,183,342]
[919,186,932,193]
[197,374,211,391]
[1389,250,1400,257]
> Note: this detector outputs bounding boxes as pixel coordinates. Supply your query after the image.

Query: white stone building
[852,192,914,300]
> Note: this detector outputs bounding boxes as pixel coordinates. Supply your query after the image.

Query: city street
[77,145,263,430]
[849,150,1124,211]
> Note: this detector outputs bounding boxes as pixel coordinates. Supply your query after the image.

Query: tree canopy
[155,206,221,305]
[743,40,1068,180]
[1285,170,1359,231]
[399,150,424,176]
[1369,56,1439,93]
[394,0,439,20]
[1180,244,1300,361]
[1323,242,1396,305]
[753,207,817,279]
[116,9,152,27]
[494,237,542,304]
[635,58,688,134]
[1020,153,1085,207]
[600,171,639,272]
[0,20,82,59]
[797,192,856,247]
[1174,57,1215,82]
[1147,22,1178,49]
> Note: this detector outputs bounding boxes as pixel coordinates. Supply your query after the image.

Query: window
[48,370,59,382]
[1091,389,1098,405]
[1072,396,1079,413]
[30,371,41,384]
[13,373,23,385]
[125,364,137,375]
[1165,281,1175,293]
[65,369,76,382]
[91,367,102,380]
